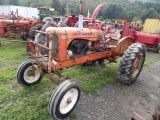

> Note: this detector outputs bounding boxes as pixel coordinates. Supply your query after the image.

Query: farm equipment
[17,1,146,119]
[122,19,160,53]
[116,19,143,31]
[0,9,45,40]
[37,7,63,24]
[0,13,9,20]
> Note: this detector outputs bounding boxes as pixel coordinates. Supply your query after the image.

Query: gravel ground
[71,53,160,120]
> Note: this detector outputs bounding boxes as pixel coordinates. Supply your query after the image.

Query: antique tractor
[0,9,45,40]
[17,2,146,120]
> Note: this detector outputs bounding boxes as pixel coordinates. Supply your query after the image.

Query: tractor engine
[67,39,89,57]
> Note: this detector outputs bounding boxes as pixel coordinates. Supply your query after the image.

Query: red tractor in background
[0,9,45,40]
[122,19,160,53]
[17,1,146,119]
[0,13,9,20]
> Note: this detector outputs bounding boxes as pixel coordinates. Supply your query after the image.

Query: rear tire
[49,80,80,119]
[118,43,146,85]
[28,24,43,40]
[155,43,160,53]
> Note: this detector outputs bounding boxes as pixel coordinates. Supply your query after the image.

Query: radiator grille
[52,34,59,58]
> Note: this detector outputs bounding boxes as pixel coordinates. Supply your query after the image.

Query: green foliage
[9,0,19,5]
[0,0,5,5]
[106,4,124,19]
[1,0,160,22]
[52,0,65,15]
[98,16,104,21]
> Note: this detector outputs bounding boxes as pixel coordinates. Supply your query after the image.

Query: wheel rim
[59,88,78,114]
[24,64,40,83]
[131,53,144,78]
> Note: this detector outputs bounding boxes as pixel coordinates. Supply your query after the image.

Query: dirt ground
[72,51,160,120]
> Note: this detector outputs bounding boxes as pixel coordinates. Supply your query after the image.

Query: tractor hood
[46,27,104,42]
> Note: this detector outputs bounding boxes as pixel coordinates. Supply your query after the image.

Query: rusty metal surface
[44,71,66,84]
[0,16,44,39]
[112,36,135,56]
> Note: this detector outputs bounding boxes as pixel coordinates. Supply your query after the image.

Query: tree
[154,0,160,3]
[0,0,5,5]
[52,0,63,15]
[125,10,139,21]
[141,8,160,21]
[133,16,142,21]
[106,4,124,19]
[98,16,104,21]
[9,0,19,5]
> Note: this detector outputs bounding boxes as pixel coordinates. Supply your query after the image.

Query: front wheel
[49,80,80,119]
[17,60,42,87]
[118,43,146,85]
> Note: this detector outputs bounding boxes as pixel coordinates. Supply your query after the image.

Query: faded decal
[62,35,66,39]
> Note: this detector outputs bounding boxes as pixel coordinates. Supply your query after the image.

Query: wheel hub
[24,65,41,83]
[59,88,79,114]
[132,57,139,73]
[67,97,72,105]
[27,70,35,76]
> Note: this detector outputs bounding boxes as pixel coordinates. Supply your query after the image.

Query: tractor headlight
[67,50,73,58]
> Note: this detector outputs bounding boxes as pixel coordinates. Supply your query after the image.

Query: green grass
[0,38,160,120]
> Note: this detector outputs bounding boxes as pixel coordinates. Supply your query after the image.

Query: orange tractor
[0,9,45,40]
[17,1,146,119]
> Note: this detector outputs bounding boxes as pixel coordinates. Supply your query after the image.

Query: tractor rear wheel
[28,24,43,40]
[118,43,146,85]
[17,60,42,87]
[49,80,80,119]
[155,43,160,53]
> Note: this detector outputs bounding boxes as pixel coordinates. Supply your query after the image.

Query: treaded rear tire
[118,43,146,85]
[28,24,43,40]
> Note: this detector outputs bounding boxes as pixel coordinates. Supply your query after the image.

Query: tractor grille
[52,34,59,58]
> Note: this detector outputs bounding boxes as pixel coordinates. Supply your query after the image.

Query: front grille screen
[52,34,59,58]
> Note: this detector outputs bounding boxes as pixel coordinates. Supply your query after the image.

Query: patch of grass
[63,62,119,93]
[144,50,160,67]
[0,38,160,119]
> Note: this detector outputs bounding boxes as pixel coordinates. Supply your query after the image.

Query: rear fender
[112,36,135,56]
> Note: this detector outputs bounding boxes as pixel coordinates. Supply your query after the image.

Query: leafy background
[0,0,160,22]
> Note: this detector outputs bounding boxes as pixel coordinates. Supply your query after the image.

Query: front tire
[49,80,80,119]
[118,43,146,85]
[17,60,42,87]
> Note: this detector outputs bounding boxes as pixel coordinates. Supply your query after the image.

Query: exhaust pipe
[78,0,84,30]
